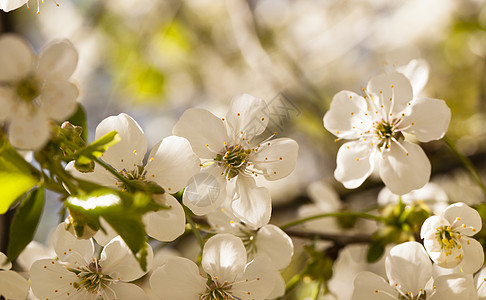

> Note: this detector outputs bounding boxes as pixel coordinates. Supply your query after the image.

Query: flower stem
[184,206,205,250]
[444,136,486,196]
[279,211,385,230]
[91,157,133,190]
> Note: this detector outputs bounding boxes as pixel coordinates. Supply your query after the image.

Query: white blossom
[324,72,451,195]
[0,34,79,149]
[352,241,478,300]
[67,113,200,242]
[30,224,153,300]
[150,233,276,300]
[173,93,298,223]
[421,202,484,273]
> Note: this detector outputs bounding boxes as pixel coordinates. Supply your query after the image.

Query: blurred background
[1,0,486,298]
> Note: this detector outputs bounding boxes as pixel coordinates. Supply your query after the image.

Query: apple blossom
[30,224,153,300]
[0,34,79,149]
[421,202,484,273]
[207,207,293,271]
[323,72,451,195]
[173,93,298,222]
[352,241,478,300]
[67,113,200,242]
[150,233,275,300]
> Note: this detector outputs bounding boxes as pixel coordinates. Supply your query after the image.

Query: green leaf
[367,242,385,263]
[102,213,148,271]
[0,143,39,214]
[67,104,88,143]
[7,185,45,261]
[74,131,121,165]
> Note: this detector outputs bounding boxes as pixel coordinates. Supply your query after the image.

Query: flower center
[72,261,110,294]
[200,277,234,300]
[116,165,146,191]
[215,145,251,179]
[15,75,41,103]
[375,120,404,147]
[435,226,460,254]
[398,292,427,300]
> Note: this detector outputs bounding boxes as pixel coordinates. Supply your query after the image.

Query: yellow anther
[462,224,466,228]
[456,217,461,221]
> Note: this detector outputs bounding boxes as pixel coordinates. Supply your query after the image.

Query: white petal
[323,91,368,139]
[0,34,33,81]
[396,59,429,96]
[110,282,149,300]
[143,194,186,242]
[100,236,153,282]
[206,209,241,235]
[39,80,79,121]
[334,140,374,189]
[459,237,484,274]
[379,141,430,195]
[423,230,463,268]
[17,241,55,271]
[225,93,269,140]
[401,97,451,142]
[53,223,94,265]
[66,161,118,189]
[37,40,78,80]
[255,224,293,270]
[144,136,200,192]
[183,165,226,215]
[0,270,29,300]
[443,202,482,236]
[474,267,486,298]
[30,259,82,300]
[232,256,275,300]
[173,108,227,159]
[420,216,449,239]
[432,273,478,300]
[150,257,206,300]
[0,0,28,11]
[95,113,147,170]
[93,217,118,246]
[351,271,398,300]
[201,233,247,284]
[251,137,298,180]
[385,241,431,296]
[232,176,271,228]
[8,109,50,150]
[0,252,11,270]
[266,271,285,299]
[367,72,413,115]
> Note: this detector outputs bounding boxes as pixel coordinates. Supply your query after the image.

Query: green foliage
[367,200,431,263]
[65,189,166,271]
[7,186,45,261]
[0,140,39,214]
[303,245,333,284]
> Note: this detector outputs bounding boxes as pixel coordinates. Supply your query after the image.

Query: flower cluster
[0,14,485,300]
